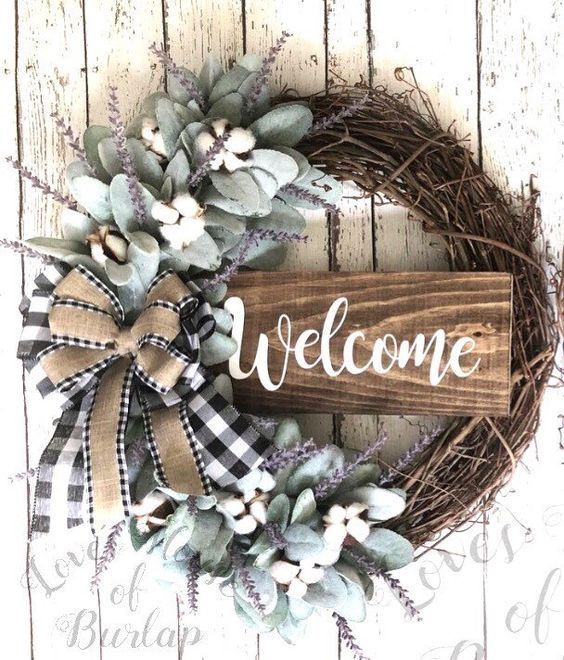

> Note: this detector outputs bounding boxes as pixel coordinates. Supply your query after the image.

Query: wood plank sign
[222,272,512,416]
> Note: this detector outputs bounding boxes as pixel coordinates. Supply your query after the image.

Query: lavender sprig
[0,238,55,263]
[378,427,441,486]
[6,157,77,209]
[231,548,266,615]
[202,228,308,290]
[309,92,370,134]
[186,554,200,614]
[313,434,387,500]
[332,613,369,660]
[8,466,38,483]
[262,439,323,472]
[280,182,341,216]
[51,112,90,166]
[245,32,291,108]
[90,520,125,591]
[107,86,147,226]
[149,43,206,110]
[186,134,227,188]
[264,522,288,550]
[343,549,421,620]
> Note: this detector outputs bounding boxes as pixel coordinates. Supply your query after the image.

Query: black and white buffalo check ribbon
[18,263,271,536]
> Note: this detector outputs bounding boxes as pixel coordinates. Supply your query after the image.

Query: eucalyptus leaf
[234,566,278,615]
[209,65,250,104]
[200,525,234,573]
[61,209,98,241]
[278,167,342,210]
[290,489,316,525]
[135,459,158,501]
[69,176,113,222]
[199,56,224,97]
[105,261,146,315]
[161,231,221,271]
[212,373,234,403]
[188,509,223,553]
[156,97,186,160]
[163,502,196,559]
[273,418,302,450]
[83,125,112,182]
[248,168,278,198]
[203,206,246,235]
[66,160,94,182]
[303,566,347,610]
[276,146,310,181]
[210,170,261,213]
[358,528,414,571]
[25,237,88,259]
[277,611,308,644]
[200,332,238,366]
[328,464,382,499]
[249,149,299,188]
[207,92,243,126]
[212,307,233,334]
[283,524,324,562]
[267,494,291,530]
[127,231,160,289]
[164,150,191,195]
[249,105,313,147]
[287,596,314,621]
[264,589,289,628]
[286,445,345,497]
[333,574,367,622]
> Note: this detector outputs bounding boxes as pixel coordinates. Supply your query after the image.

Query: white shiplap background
[1,1,563,659]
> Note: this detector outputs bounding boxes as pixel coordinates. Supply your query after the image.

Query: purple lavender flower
[186,554,200,614]
[313,434,387,500]
[280,182,341,216]
[0,238,55,263]
[264,522,288,550]
[6,157,77,210]
[107,86,148,226]
[202,228,307,290]
[309,92,370,134]
[262,439,324,472]
[149,43,206,110]
[332,613,369,660]
[90,520,125,591]
[378,427,441,486]
[186,134,227,188]
[51,112,91,167]
[245,32,292,108]
[230,548,266,616]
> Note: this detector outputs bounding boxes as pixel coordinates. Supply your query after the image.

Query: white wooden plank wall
[1,1,562,659]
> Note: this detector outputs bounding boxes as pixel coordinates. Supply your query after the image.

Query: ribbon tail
[140,395,211,496]
[83,357,134,533]
[30,393,93,537]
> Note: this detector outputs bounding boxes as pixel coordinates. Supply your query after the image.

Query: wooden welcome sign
[222,272,512,416]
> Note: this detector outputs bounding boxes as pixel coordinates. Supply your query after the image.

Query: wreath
[6,33,560,654]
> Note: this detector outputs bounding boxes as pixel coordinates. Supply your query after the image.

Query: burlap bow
[18,264,271,535]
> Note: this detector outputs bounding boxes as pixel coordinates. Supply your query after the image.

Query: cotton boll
[89,241,107,265]
[225,127,256,154]
[171,193,203,219]
[323,522,347,548]
[131,491,169,516]
[312,546,342,566]
[345,502,368,519]
[324,504,347,524]
[346,517,371,543]
[221,496,246,518]
[160,216,205,250]
[234,514,258,535]
[152,201,180,225]
[222,151,247,172]
[298,565,324,585]
[249,500,267,524]
[270,560,300,585]
[287,578,308,599]
[211,118,230,136]
[104,234,128,263]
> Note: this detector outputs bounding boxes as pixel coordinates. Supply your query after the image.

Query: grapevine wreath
[6,33,561,651]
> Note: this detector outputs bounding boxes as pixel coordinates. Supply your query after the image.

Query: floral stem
[332,613,369,660]
[186,134,227,188]
[245,32,292,108]
[90,520,125,591]
[149,43,206,110]
[6,157,77,210]
[0,238,55,263]
[50,112,91,166]
[280,182,341,216]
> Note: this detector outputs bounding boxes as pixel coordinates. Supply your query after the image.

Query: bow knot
[115,327,138,357]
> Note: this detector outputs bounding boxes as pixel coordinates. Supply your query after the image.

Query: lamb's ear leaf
[25,237,89,259]
[168,66,203,106]
[155,97,186,160]
[127,231,160,289]
[207,92,243,126]
[60,209,98,241]
[104,261,146,316]
[83,126,112,182]
[249,105,313,147]
[209,65,250,104]
[109,174,159,237]
[358,528,414,571]
[199,56,224,97]
[302,566,348,609]
[249,149,299,188]
[160,231,221,272]
[200,333,238,366]
[164,150,191,195]
[68,176,113,222]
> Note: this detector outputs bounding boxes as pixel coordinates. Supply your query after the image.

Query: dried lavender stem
[149,43,206,110]
[280,182,341,216]
[90,520,125,591]
[246,32,291,108]
[185,554,200,614]
[107,86,148,226]
[230,548,266,615]
[0,238,55,263]
[8,466,38,483]
[332,613,369,660]
[186,134,227,188]
[379,427,441,486]
[309,92,370,134]
[6,157,77,209]
[263,522,288,550]
[262,439,323,472]
[51,112,90,165]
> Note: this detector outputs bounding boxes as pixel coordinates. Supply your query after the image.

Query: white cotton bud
[287,578,308,599]
[131,491,168,516]
[221,496,246,517]
[249,500,267,524]
[323,522,347,549]
[159,216,206,251]
[298,565,324,585]
[90,241,107,265]
[346,517,371,543]
[345,502,368,519]
[242,489,259,504]
[313,546,342,566]
[211,118,230,137]
[152,201,180,225]
[171,193,203,219]
[234,514,258,535]
[194,131,216,153]
[150,131,167,158]
[104,234,128,263]
[222,151,247,172]
[269,560,300,585]
[225,127,256,154]
[324,504,347,524]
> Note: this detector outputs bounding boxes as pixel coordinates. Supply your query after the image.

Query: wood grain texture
[227,271,512,415]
